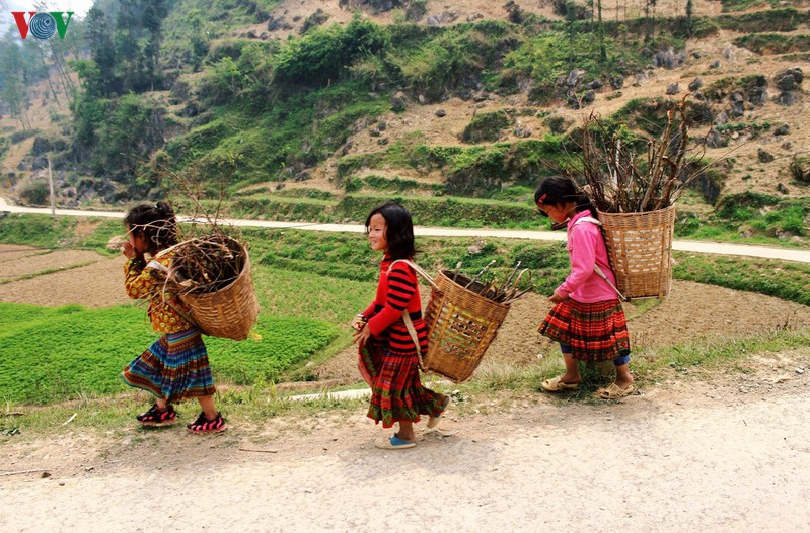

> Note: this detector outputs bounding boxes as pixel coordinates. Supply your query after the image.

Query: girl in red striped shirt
[353,200,450,449]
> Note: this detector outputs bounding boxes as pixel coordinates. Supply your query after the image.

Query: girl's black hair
[534,175,597,218]
[365,200,416,260]
[124,201,178,255]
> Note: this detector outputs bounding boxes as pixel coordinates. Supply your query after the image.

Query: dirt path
[2,362,810,531]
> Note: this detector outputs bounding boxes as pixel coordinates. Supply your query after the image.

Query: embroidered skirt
[122,327,216,403]
[538,298,631,362]
[359,339,444,429]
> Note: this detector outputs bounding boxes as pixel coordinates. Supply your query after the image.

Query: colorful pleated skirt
[538,298,631,362]
[122,327,216,403]
[359,338,444,429]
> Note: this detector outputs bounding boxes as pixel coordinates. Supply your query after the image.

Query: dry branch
[563,96,708,213]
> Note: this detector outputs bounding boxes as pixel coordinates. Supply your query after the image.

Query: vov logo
[11,11,74,40]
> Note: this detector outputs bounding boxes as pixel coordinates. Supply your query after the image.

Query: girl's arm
[366,262,417,336]
[556,225,598,297]
[123,259,160,300]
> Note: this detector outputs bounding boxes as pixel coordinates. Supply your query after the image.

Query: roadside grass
[3,327,809,440]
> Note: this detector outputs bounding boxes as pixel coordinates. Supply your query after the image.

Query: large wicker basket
[418,267,511,383]
[597,205,676,300]
[172,238,259,341]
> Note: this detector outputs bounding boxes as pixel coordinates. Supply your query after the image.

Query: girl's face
[367,213,388,253]
[537,201,574,224]
[126,225,149,255]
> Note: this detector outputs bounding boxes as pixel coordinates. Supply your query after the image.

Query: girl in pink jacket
[535,176,634,399]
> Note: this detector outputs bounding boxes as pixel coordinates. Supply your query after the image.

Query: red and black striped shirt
[362,257,428,355]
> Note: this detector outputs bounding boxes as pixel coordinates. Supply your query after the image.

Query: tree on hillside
[83,7,118,96]
[0,33,33,129]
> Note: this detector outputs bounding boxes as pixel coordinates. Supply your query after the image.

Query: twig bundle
[565,96,706,213]
[168,235,246,295]
[451,261,531,305]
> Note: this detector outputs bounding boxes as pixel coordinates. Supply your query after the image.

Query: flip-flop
[375,434,416,450]
[596,383,635,399]
[540,375,580,392]
[427,395,452,429]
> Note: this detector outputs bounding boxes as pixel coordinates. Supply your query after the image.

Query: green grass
[0,296,342,405]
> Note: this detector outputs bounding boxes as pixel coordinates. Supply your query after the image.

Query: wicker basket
[597,205,676,300]
[418,267,511,382]
[172,238,259,341]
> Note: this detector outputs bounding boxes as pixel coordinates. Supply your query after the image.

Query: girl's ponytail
[573,191,598,219]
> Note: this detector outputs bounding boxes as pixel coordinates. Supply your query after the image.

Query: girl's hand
[549,290,567,303]
[351,314,367,332]
[352,323,372,345]
[122,241,137,259]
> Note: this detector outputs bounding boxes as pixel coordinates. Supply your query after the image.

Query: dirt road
[2,367,810,532]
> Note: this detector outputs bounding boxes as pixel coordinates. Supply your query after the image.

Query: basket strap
[401,310,427,372]
[593,264,626,302]
[145,259,202,328]
[387,259,439,290]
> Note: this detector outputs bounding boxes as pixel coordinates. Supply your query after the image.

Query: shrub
[459,110,511,144]
[19,180,50,206]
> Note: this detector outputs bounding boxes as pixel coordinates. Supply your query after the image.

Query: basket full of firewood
[160,234,259,341]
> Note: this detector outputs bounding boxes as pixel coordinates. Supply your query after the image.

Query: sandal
[596,383,635,399]
[427,395,452,429]
[540,376,579,392]
[375,434,416,450]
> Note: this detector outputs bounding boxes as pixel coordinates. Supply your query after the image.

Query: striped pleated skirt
[122,327,216,403]
[359,338,444,429]
[538,298,631,362]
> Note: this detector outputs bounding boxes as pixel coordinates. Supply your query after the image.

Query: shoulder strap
[386,259,427,371]
[573,216,601,226]
[593,265,626,301]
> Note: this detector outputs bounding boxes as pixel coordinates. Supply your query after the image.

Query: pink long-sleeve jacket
[556,210,619,303]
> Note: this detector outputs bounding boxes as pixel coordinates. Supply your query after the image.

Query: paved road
[3,198,810,263]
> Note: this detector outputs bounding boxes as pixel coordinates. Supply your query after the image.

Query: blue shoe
[375,434,416,449]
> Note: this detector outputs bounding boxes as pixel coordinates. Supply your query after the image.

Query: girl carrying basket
[535,177,635,399]
[120,202,226,433]
[352,200,450,449]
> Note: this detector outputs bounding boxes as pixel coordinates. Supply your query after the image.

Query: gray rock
[566,68,586,88]
[688,77,703,92]
[608,74,624,90]
[775,71,799,91]
[710,60,721,68]
[778,91,797,106]
[666,83,679,95]
[782,141,793,150]
[774,123,790,136]
[389,91,408,112]
[435,108,447,117]
[757,148,775,163]
[514,126,532,138]
[706,128,725,149]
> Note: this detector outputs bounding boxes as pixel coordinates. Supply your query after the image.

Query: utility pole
[47,155,55,216]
